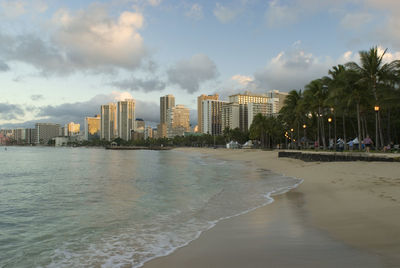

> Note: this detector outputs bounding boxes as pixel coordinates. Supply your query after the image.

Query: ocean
[0,147,301,267]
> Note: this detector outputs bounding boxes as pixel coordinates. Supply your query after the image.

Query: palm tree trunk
[378,111,384,149]
[357,102,362,150]
[316,113,320,150]
[387,109,391,143]
[342,114,347,149]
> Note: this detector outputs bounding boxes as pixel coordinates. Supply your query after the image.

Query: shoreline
[143,148,400,267]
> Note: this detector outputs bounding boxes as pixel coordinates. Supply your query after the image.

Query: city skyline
[1,0,400,128]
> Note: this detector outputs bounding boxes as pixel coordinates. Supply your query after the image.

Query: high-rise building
[197,94,219,133]
[13,128,26,144]
[117,99,136,141]
[160,95,175,124]
[157,123,167,139]
[239,104,248,132]
[201,99,225,136]
[84,115,101,140]
[25,128,36,144]
[267,90,288,114]
[167,104,190,138]
[66,122,80,136]
[229,91,269,104]
[35,123,61,144]
[101,103,117,141]
[247,103,272,129]
[222,102,240,130]
[159,95,175,138]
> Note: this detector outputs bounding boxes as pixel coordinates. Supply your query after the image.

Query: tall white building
[222,102,240,130]
[201,99,225,136]
[117,99,136,141]
[247,103,272,129]
[101,103,117,141]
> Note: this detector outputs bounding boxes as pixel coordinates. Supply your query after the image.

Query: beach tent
[226,141,240,149]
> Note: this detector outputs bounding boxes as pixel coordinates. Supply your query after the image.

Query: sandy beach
[144,148,400,267]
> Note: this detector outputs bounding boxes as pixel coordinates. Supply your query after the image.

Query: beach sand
[144,148,400,267]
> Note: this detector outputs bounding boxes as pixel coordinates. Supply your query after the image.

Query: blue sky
[1,0,400,127]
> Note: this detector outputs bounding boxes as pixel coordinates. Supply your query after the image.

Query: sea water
[0,147,301,267]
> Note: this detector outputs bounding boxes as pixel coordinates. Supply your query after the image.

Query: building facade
[117,99,136,141]
[247,103,272,129]
[84,115,101,141]
[66,122,80,136]
[201,99,225,136]
[167,104,190,138]
[222,102,240,130]
[197,94,219,133]
[160,95,175,124]
[35,123,61,144]
[101,103,117,141]
[229,92,269,104]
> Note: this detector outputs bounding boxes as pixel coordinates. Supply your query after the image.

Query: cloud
[0,6,148,76]
[231,74,253,86]
[30,94,44,101]
[0,60,10,71]
[110,77,166,92]
[167,54,218,93]
[35,92,160,127]
[51,7,147,71]
[185,3,203,20]
[213,3,240,23]
[253,47,334,91]
[0,0,47,17]
[0,103,25,120]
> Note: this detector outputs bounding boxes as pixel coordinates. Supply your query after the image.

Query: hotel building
[159,94,175,138]
[201,99,225,136]
[197,94,219,133]
[167,104,190,138]
[101,103,117,141]
[117,99,136,141]
[35,123,61,144]
[222,102,240,130]
[84,115,101,140]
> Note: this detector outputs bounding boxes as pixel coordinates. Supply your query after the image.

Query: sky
[1,0,400,128]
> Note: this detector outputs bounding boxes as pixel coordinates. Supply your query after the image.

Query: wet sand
[143,149,400,267]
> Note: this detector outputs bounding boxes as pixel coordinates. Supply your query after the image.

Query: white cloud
[254,47,333,91]
[213,3,240,23]
[185,3,203,20]
[167,54,218,93]
[231,74,253,86]
[51,7,146,71]
[0,6,149,75]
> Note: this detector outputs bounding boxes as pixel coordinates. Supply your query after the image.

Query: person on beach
[363,135,373,152]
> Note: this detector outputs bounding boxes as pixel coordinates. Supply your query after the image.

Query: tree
[346,46,400,148]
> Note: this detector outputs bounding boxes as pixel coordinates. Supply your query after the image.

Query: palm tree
[279,90,303,147]
[346,46,400,148]
[304,79,329,149]
[249,113,267,148]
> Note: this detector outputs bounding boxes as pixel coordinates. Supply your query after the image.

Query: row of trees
[279,46,400,150]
